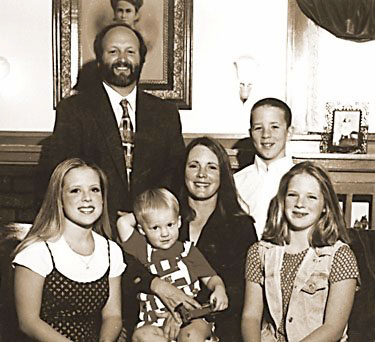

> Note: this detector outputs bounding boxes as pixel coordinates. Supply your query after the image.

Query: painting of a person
[111,0,143,27]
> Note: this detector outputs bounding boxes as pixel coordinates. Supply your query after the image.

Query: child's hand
[151,278,201,322]
[210,285,228,311]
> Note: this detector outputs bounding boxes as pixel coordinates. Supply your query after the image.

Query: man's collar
[102,82,137,111]
[126,86,137,111]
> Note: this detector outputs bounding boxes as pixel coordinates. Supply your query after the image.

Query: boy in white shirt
[234,98,294,238]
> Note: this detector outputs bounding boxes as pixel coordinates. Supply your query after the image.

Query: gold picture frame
[320,102,369,154]
[52,0,193,109]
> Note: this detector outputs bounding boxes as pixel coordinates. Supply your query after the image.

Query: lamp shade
[296,0,375,42]
[234,56,259,103]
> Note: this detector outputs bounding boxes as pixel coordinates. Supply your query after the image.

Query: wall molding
[2,131,375,167]
[0,131,49,165]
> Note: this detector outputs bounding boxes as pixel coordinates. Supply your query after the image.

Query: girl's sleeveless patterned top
[40,240,110,342]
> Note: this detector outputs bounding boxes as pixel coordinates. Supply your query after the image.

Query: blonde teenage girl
[13,158,125,342]
[242,161,359,342]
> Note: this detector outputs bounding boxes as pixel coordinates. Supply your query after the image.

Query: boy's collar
[254,154,292,172]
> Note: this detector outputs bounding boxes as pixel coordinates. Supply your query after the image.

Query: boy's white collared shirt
[103,82,137,130]
[234,154,294,238]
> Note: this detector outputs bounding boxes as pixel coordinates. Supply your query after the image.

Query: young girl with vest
[13,158,126,341]
[242,161,359,341]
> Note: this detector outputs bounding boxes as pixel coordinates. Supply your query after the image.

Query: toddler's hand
[210,285,228,311]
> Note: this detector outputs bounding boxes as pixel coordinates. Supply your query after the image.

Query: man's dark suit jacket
[35,82,186,338]
[42,82,186,237]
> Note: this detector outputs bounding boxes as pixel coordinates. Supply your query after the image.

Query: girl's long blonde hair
[263,161,350,247]
[14,158,112,255]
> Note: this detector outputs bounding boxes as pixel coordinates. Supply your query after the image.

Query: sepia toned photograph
[2,1,375,341]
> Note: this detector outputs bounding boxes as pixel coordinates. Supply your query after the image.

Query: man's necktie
[119,99,134,189]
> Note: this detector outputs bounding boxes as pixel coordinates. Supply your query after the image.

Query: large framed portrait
[52,0,193,109]
[320,102,369,154]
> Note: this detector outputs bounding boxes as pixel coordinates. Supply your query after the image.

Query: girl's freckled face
[285,173,325,232]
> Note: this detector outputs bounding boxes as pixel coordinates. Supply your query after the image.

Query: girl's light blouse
[13,231,126,282]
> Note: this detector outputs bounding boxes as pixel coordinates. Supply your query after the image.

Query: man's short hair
[110,0,144,12]
[93,22,147,68]
[250,98,292,128]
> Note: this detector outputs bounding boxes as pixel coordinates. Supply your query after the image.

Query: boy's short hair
[134,188,180,226]
[110,0,144,12]
[250,97,292,128]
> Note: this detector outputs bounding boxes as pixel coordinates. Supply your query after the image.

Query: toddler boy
[117,188,228,341]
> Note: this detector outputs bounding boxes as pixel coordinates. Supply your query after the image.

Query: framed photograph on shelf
[52,0,193,109]
[320,102,369,154]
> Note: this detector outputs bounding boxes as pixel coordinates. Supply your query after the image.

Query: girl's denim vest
[258,240,348,342]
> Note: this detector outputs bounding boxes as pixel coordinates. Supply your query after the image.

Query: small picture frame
[320,102,369,154]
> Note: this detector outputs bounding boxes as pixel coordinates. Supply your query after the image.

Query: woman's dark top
[179,207,257,342]
[41,241,110,341]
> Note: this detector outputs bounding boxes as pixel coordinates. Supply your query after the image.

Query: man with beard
[42,23,185,237]
[38,23,188,339]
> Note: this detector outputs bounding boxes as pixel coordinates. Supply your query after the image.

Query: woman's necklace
[65,238,95,270]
